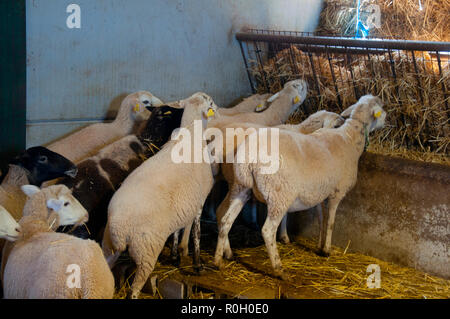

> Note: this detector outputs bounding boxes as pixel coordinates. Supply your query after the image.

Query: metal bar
[265,43,386,56]
[346,52,359,99]
[253,41,269,92]
[238,40,256,94]
[410,51,424,105]
[236,32,450,52]
[307,51,321,96]
[435,51,449,110]
[326,50,342,108]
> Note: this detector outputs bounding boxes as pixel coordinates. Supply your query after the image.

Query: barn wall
[26,0,323,147]
[289,153,450,279]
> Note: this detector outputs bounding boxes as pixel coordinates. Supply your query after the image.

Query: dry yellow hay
[250,45,449,164]
[114,236,450,299]
[316,0,450,42]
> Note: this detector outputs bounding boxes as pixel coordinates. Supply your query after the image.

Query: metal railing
[236,29,449,153]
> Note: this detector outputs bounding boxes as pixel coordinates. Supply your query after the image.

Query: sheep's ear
[46,199,64,212]
[166,101,183,109]
[21,185,41,197]
[267,92,280,103]
[341,104,356,118]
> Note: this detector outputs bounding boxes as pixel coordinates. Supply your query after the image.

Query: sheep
[171,80,307,256]
[56,106,184,241]
[208,79,308,129]
[177,110,345,258]
[1,183,89,280]
[0,205,21,242]
[102,92,218,299]
[0,147,77,256]
[46,91,164,164]
[213,95,386,279]
[2,184,114,299]
[217,93,271,116]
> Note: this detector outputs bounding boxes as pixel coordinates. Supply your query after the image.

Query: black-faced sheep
[56,106,184,241]
[102,92,218,298]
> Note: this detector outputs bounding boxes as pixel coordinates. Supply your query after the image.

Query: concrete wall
[26,0,323,147]
[289,153,450,279]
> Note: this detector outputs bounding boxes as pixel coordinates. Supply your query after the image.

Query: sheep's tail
[102,221,126,268]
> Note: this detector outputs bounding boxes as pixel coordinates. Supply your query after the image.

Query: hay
[114,236,450,299]
[250,45,449,165]
[316,0,450,42]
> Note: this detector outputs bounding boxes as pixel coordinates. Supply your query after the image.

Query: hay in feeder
[114,234,450,299]
[316,0,450,42]
[250,45,449,165]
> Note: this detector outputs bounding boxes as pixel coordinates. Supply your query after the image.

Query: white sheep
[2,184,115,299]
[208,79,307,129]
[0,205,21,242]
[214,95,386,279]
[47,91,164,164]
[217,93,271,116]
[174,80,308,256]
[102,92,218,299]
[1,184,89,281]
[215,110,345,256]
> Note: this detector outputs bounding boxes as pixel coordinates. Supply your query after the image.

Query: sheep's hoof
[171,254,181,267]
[130,291,140,299]
[213,258,225,270]
[179,246,189,257]
[274,269,288,281]
[279,235,290,244]
[193,264,205,275]
[224,248,234,260]
[316,249,330,257]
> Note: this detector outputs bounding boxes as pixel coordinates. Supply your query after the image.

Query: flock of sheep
[0,79,386,298]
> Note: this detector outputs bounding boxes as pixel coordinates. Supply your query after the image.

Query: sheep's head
[10,146,78,186]
[187,92,219,122]
[124,91,164,121]
[0,205,21,241]
[322,111,345,129]
[341,95,386,132]
[255,79,308,113]
[283,79,308,106]
[140,106,184,148]
[21,184,89,228]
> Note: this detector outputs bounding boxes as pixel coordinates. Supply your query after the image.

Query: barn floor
[114,222,450,299]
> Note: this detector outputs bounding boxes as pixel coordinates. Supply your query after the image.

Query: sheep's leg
[129,240,163,299]
[215,190,234,260]
[278,215,290,244]
[171,230,181,266]
[318,198,340,256]
[262,209,287,280]
[102,224,122,268]
[214,188,250,268]
[192,211,203,272]
[179,222,192,257]
[316,203,325,250]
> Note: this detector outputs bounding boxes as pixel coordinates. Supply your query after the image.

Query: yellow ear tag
[207,108,215,118]
[164,111,172,115]
[133,103,140,112]
[255,104,263,111]
[293,96,300,104]
[374,110,382,118]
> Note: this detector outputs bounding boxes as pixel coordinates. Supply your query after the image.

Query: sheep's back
[3,232,113,299]
[108,145,213,236]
